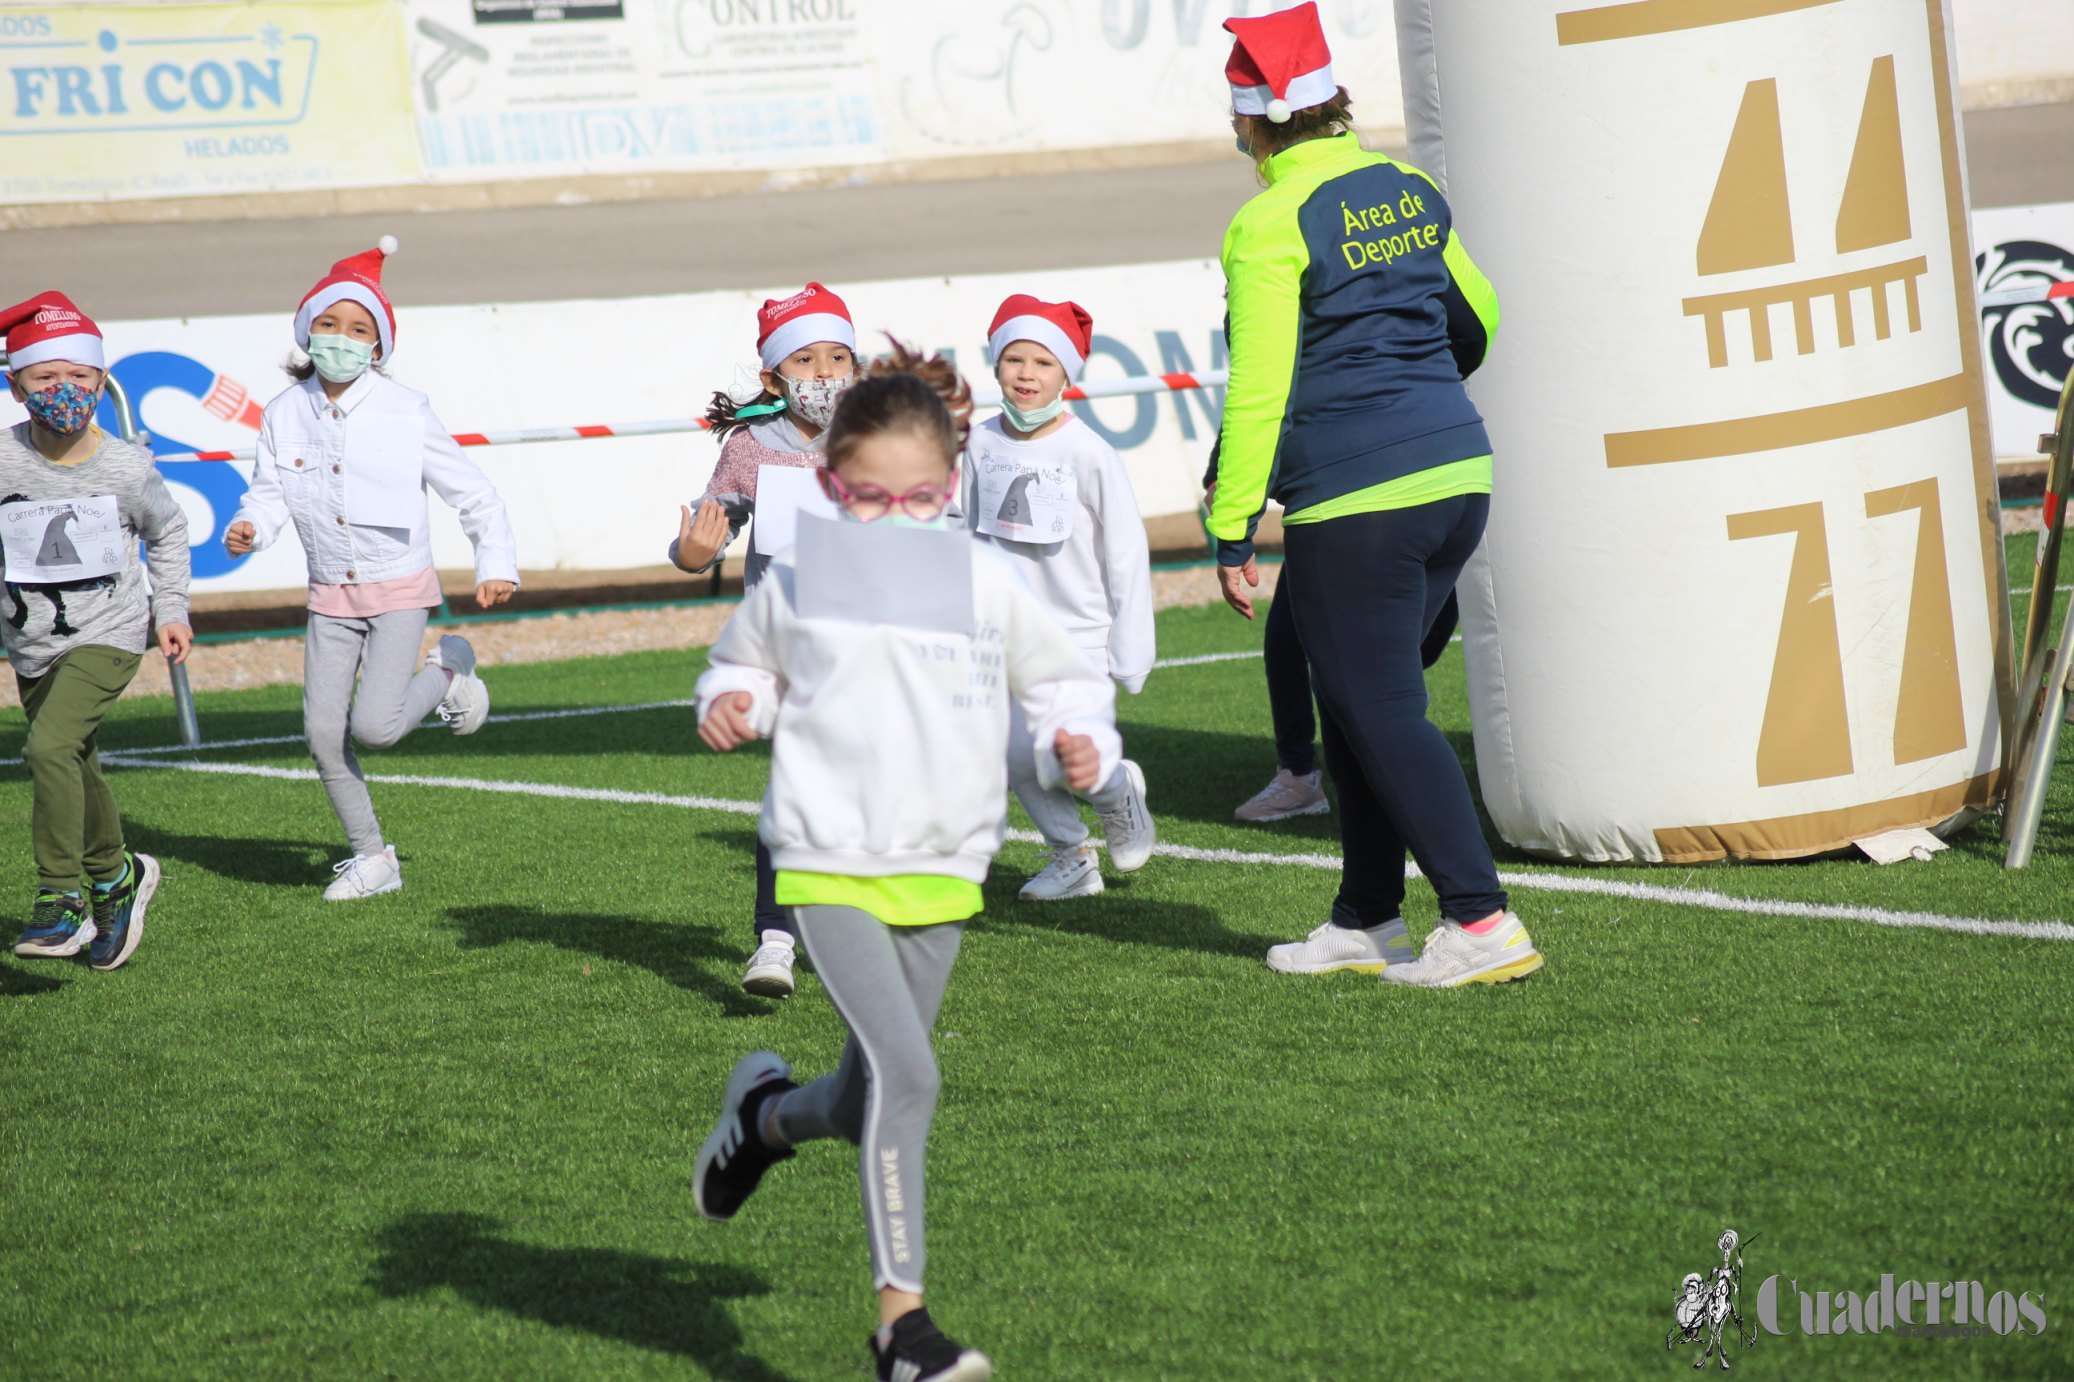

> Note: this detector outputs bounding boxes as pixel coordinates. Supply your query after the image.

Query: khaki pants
[16,644,140,892]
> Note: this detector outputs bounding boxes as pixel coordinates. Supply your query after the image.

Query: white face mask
[1001,394,1067,433]
[785,374,852,429]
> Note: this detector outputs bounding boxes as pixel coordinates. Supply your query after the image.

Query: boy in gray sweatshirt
[2,291,191,971]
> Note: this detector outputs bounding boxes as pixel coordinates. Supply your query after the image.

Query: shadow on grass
[444,904,770,1018]
[0,962,67,996]
[367,1212,794,1380]
[123,823,336,888]
[983,888,1269,961]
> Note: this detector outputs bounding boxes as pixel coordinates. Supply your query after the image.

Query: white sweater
[695,541,1123,883]
[962,414,1156,693]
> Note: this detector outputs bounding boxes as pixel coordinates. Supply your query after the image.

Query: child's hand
[675,500,730,573]
[700,691,760,751]
[1054,729,1102,793]
[223,520,256,557]
[156,621,193,666]
[476,580,515,610]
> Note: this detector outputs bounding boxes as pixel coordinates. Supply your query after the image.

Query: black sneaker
[13,890,92,958]
[88,851,158,972]
[692,1051,796,1221]
[873,1308,994,1382]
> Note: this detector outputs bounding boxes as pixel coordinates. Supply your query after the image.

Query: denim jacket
[235,373,519,587]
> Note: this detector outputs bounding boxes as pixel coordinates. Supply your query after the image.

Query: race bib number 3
[975,453,1076,542]
[0,495,123,584]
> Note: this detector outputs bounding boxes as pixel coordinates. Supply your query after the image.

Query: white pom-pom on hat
[376,234,398,256]
[1266,98,1292,123]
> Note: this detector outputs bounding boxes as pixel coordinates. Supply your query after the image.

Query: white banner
[0,260,1232,593]
[1972,200,2074,461]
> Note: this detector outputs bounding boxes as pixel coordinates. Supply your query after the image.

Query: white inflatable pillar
[1395,0,2010,861]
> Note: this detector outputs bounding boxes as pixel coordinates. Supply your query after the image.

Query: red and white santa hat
[1224,1,1335,124]
[988,295,1094,382]
[0,290,105,372]
[757,282,856,369]
[295,236,400,360]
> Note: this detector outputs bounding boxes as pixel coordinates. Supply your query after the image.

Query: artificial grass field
[3,561,2072,1379]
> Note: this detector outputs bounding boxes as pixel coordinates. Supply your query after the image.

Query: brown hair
[702,385,780,441]
[823,338,972,470]
[1237,86,1355,179]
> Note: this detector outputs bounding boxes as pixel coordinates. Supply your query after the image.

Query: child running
[692,343,1124,1382]
[964,294,1154,899]
[2,291,189,970]
[223,238,518,901]
[669,282,859,1000]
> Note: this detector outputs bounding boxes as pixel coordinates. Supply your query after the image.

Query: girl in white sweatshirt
[691,344,1119,1382]
[225,239,519,901]
[964,294,1156,901]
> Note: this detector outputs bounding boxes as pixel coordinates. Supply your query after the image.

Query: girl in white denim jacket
[226,238,520,901]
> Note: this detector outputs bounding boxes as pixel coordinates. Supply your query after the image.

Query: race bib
[753,464,840,556]
[342,415,426,529]
[0,495,123,584]
[974,451,1076,542]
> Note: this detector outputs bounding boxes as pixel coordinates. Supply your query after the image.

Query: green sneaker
[88,851,157,972]
[14,890,93,958]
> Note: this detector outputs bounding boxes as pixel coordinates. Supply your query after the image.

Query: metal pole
[2002,363,2074,867]
[103,373,202,749]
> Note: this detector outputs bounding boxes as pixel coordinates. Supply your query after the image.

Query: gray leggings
[305,608,448,857]
[772,906,964,1294]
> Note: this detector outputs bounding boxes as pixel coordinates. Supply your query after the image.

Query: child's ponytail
[824,339,973,468]
[703,385,782,442]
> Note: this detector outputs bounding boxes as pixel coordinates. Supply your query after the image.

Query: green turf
[2,563,2071,1379]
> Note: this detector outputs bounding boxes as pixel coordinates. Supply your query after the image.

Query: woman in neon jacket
[1207,3,1543,988]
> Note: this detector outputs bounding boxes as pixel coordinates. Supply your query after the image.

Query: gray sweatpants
[305,608,448,857]
[771,906,964,1294]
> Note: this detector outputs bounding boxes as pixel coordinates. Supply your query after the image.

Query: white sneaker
[1095,759,1155,872]
[427,635,490,735]
[325,846,402,901]
[1235,768,1330,823]
[1382,914,1544,987]
[1019,843,1103,901]
[1266,919,1414,974]
[742,931,796,999]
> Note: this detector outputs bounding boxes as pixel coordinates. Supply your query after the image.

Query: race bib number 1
[0,495,123,584]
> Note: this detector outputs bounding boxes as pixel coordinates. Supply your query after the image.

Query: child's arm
[694,572,786,748]
[419,398,520,601]
[134,462,193,663]
[1001,570,1123,792]
[673,434,756,573]
[1091,443,1156,694]
[226,410,290,554]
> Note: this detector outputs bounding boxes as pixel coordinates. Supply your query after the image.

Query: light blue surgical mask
[1000,394,1067,434]
[307,333,374,384]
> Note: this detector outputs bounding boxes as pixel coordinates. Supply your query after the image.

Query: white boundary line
[94,754,2074,943]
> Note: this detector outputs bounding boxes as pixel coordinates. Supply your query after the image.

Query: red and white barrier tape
[147,368,1232,464]
[1980,280,2074,309]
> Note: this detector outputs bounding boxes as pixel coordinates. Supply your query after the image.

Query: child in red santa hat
[669,281,860,1000]
[224,237,520,902]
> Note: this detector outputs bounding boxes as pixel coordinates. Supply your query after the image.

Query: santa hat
[295,236,399,360]
[0,291,105,372]
[988,295,1094,382]
[1224,1,1335,124]
[757,282,856,369]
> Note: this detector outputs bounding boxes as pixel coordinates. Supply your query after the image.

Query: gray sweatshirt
[0,422,191,678]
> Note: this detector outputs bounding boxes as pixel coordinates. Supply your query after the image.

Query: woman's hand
[223,520,255,557]
[156,622,193,666]
[674,500,730,573]
[476,580,515,610]
[1217,556,1260,620]
[1054,729,1102,793]
[700,691,760,752]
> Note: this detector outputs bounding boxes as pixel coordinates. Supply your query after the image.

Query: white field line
[94,754,2074,943]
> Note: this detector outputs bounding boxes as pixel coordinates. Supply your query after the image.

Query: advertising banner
[0,0,421,203]
[1972,200,2074,461]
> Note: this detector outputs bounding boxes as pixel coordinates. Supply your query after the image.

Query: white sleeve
[694,571,786,737]
[418,398,521,586]
[1001,568,1122,791]
[1093,441,1156,694]
[233,409,291,551]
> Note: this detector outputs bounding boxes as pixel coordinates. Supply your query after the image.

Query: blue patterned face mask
[20,380,97,436]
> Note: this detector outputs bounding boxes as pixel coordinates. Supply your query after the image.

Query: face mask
[20,380,97,436]
[785,374,852,429]
[307,333,374,384]
[1235,132,1252,156]
[1001,393,1067,433]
